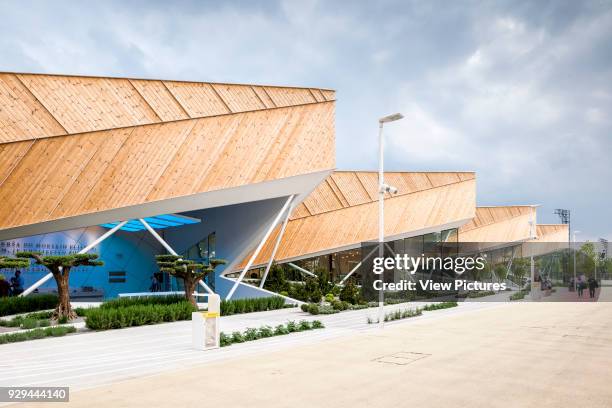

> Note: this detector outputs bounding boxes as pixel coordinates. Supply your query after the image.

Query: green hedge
[219,320,324,347]
[0,294,58,317]
[220,296,286,316]
[0,326,76,345]
[422,301,458,311]
[509,290,528,301]
[85,301,196,330]
[100,295,186,309]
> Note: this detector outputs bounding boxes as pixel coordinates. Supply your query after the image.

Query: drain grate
[373,351,431,365]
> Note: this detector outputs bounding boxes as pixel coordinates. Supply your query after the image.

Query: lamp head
[379,113,403,124]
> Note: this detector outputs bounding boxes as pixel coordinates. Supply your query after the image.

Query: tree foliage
[155,255,226,306]
[0,255,30,270]
[14,251,104,320]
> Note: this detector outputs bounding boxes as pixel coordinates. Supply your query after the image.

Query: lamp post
[378,113,403,328]
[573,230,581,291]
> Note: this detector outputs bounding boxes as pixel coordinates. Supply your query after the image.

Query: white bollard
[192,293,221,350]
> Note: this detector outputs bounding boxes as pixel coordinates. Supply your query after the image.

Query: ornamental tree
[494,263,508,284]
[16,252,103,320]
[155,255,226,307]
[512,258,530,288]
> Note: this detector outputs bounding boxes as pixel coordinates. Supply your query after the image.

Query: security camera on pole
[378,113,403,328]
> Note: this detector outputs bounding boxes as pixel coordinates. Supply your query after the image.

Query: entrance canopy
[100,214,200,232]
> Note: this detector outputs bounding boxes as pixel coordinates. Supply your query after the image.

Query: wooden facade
[233,171,476,271]
[0,73,336,234]
[534,224,569,243]
[458,206,537,243]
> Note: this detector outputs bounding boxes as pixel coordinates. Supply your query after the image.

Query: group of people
[0,270,24,297]
[569,276,599,298]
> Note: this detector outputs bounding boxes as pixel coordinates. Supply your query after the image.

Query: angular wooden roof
[534,224,569,242]
[0,73,336,236]
[0,72,335,143]
[459,206,537,243]
[233,171,476,271]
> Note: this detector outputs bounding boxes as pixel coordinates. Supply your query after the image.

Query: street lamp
[573,230,581,291]
[378,113,403,328]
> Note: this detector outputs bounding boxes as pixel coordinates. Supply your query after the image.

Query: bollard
[192,293,221,350]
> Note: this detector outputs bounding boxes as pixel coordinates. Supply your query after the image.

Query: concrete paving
[3,298,612,407]
[0,301,496,391]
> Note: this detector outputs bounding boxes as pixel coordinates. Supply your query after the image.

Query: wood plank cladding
[459,206,536,243]
[129,80,190,121]
[163,82,231,117]
[235,176,476,270]
[0,102,335,230]
[0,74,67,142]
[17,74,160,135]
[0,72,336,143]
[534,224,569,243]
[291,171,475,220]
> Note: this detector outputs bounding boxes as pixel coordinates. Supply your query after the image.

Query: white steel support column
[20,220,129,297]
[287,262,316,277]
[139,218,213,295]
[339,245,379,285]
[259,200,295,288]
[226,195,295,300]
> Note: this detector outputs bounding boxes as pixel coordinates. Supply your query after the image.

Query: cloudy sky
[1,0,610,241]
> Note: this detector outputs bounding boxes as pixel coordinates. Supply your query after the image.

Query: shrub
[286,321,297,332]
[220,332,232,347]
[85,301,196,330]
[298,320,312,331]
[74,307,89,317]
[303,278,322,303]
[231,331,245,343]
[0,325,76,344]
[304,303,338,315]
[25,311,53,320]
[422,301,458,311]
[21,318,38,329]
[312,320,324,329]
[100,295,185,310]
[340,280,360,305]
[510,291,528,301]
[258,326,274,338]
[0,294,58,317]
[219,320,324,347]
[307,304,320,315]
[324,293,335,303]
[300,303,310,312]
[220,297,286,316]
[243,327,260,341]
[331,300,347,311]
[274,324,289,335]
[370,307,423,324]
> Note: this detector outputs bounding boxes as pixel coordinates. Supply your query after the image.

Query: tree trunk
[183,276,198,308]
[53,270,76,320]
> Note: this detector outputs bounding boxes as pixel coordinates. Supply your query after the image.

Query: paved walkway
[8,300,612,408]
[0,301,498,391]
